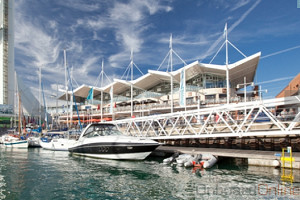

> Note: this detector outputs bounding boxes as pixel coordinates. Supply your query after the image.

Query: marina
[1,0,300,199]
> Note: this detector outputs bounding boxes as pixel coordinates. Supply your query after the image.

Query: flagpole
[225,23,230,105]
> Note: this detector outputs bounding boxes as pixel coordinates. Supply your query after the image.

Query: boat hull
[28,137,41,148]
[4,140,28,148]
[40,138,77,151]
[69,142,159,160]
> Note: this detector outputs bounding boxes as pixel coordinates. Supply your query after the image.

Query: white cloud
[56,0,101,12]
[230,0,251,11]
[15,16,61,68]
[202,0,261,61]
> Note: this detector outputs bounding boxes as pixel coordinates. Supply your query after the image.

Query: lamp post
[237,77,254,115]
[258,86,268,101]
[197,90,206,124]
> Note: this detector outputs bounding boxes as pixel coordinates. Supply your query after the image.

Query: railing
[57,97,259,118]
[112,96,300,139]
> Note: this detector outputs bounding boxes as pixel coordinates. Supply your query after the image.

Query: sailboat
[39,50,80,151]
[3,87,28,148]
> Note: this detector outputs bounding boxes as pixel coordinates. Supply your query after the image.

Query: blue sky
[14,0,300,105]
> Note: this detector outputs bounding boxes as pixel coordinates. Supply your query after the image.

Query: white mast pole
[170,34,174,113]
[14,72,16,129]
[225,23,230,105]
[101,59,104,120]
[64,49,69,129]
[130,49,133,117]
[39,66,42,126]
[70,67,73,127]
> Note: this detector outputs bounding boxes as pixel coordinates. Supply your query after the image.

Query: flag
[87,87,93,100]
[179,68,186,107]
[223,23,227,38]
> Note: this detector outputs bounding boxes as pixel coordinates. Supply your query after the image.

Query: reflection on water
[0,147,300,199]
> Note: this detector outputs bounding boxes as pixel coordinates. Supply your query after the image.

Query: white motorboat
[68,123,160,160]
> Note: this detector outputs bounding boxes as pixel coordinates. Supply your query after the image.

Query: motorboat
[68,123,160,160]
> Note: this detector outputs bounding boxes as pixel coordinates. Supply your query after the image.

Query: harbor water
[0,148,300,200]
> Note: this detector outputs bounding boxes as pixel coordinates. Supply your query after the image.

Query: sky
[14,0,300,106]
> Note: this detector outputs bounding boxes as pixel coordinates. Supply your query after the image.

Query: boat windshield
[83,124,123,138]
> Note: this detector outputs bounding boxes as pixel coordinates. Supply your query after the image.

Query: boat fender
[184,154,202,167]
[176,154,193,167]
[202,155,218,169]
[163,152,180,164]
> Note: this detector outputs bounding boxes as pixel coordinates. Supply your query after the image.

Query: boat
[28,136,41,148]
[3,89,28,149]
[39,131,77,151]
[68,123,160,160]
[3,134,28,148]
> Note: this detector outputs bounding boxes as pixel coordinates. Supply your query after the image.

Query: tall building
[0,0,14,106]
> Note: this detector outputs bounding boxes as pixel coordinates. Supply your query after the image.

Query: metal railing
[112,95,300,139]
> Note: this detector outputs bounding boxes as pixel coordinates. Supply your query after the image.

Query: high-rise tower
[0,0,14,106]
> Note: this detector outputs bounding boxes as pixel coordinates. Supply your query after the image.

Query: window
[83,124,123,138]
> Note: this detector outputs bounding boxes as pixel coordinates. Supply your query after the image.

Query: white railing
[113,95,300,139]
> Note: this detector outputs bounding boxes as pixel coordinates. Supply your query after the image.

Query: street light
[236,77,255,104]
[237,77,254,116]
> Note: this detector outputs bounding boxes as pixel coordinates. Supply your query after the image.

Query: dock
[154,146,300,169]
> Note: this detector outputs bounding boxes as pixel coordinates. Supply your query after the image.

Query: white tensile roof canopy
[58,52,261,101]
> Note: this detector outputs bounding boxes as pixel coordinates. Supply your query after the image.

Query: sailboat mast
[39,66,42,126]
[18,92,21,138]
[14,71,17,129]
[64,49,69,129]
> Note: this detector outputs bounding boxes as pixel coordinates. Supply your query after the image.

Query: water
[0,148,299,200]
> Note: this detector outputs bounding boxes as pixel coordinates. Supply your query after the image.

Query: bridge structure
[113,95,300,140]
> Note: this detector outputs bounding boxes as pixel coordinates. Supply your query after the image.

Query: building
[57,52,261,127]
[276,73,300,98]
[0,0,14,106]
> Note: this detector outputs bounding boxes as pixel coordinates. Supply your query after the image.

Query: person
[281,109,287,121]
[288,108,296,121]
[277,113,282,121]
